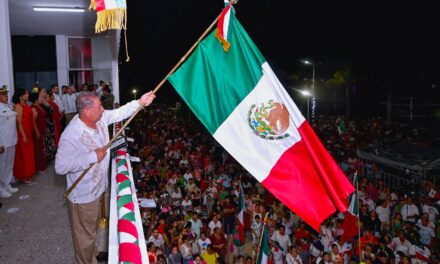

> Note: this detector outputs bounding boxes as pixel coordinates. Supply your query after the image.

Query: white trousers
[0,145,15,193]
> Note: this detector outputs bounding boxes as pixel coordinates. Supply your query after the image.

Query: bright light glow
[301,90,311,96]
[132,89,137,94]
[33,7,85,13]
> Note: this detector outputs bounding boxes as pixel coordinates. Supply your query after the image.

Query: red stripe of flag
[217,3,232,40]
[263,121,354,231]
[95,0,106,12]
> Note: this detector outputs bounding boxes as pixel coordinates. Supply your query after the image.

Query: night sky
[119,1,440,117]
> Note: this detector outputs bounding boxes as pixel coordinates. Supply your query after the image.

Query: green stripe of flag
[168,13,265,134]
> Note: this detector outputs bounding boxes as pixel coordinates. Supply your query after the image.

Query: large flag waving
[168,4,354,231]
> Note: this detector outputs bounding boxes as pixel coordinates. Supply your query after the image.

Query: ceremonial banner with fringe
[90,0,127,33]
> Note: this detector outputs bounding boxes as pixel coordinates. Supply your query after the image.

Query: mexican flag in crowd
[256,226,269,264]
[341,190,359,242]
[168,1,354,231]
[337,118,349,141]
[233,183,245,247]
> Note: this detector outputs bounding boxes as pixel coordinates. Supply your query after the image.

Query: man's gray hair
[76,91,99,115]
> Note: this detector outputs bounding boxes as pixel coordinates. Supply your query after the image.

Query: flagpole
[63,12,223,198]
[255,216,267,264]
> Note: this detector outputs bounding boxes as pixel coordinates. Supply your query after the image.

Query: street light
[301,60,316,124]
[290,86,312,121]
[300,90,312,121]
[132,89,137,99]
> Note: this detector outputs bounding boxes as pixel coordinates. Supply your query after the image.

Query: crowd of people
[0,81,115,199]
[122,104,440,264]
[2,83,440,264]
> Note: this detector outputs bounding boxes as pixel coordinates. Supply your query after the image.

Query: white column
[110,30,121,103]
[0,0,14,102]
[56,35,69,86]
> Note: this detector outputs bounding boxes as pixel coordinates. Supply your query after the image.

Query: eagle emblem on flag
[248,100,290,140]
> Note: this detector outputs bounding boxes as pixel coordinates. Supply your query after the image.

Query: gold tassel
[214,29,231,52]
[95,8,127,33]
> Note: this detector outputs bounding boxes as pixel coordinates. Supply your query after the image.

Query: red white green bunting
[115,149,142,264]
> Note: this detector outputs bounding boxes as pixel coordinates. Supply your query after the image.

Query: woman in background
[47,90,61,146]
[29,90,48,173]
[13,88,36,182]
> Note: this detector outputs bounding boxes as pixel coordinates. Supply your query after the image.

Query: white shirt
[61,93,77,113]
[422,204,439,223]
[271,231,292,252]
[286,253,303,264]
[0,102,17,148]
[147,234,165,247]
[208,220,222,235]
[197,237,211,255]
[55,100,140,203]
[53,93,64,113]
[376,205,390,223]
[402,204,420,223]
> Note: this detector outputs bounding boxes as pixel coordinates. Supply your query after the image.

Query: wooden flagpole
[64,12,222,198]
[255,215,267,264]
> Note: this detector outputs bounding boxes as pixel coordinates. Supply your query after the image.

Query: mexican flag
[341,191,359,242]
[256,226,269,264]
[168,4,354,231]
[233,183,245,246]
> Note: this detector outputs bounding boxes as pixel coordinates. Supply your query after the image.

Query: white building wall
[0,0,14,102]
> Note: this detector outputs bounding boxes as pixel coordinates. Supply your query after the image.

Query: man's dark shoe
[96,252,108,262]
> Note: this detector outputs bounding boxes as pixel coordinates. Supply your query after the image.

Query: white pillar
[0,0,14,102]
[110,30,121,103]
[56,35,69,87]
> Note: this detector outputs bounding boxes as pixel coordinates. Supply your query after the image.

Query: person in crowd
[79,83,90,93]
[55,91,155,264]
[148,229,165,252]
[61,85,77,125]
[222,196,236,236]
[147,242,157,264]
[13,88,36,183]
[41,90,57,162]
[47,90,62,146]
[100,85,114,110]
[197,232,212,256]
[201,244,220,264]
[208,214,222,237]
[96,81,105,98]
[416,214,435,246]
[180,234,194,264]
[29,90,48,173]
[167,245,183,264]
[271,225,292,261]
[390,231,412,257]
[401,196,419,224]
[50,84,64,114]
[210,227,227,260]
[190,212,203,239]
[0,85,19,198]
[286,246,303,264]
